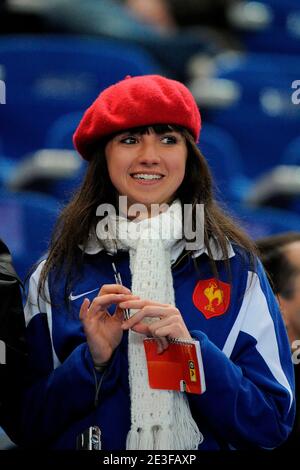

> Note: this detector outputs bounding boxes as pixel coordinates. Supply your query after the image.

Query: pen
[111,262,131,320]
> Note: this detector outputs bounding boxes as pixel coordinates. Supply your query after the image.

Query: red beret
[73,74,201,160]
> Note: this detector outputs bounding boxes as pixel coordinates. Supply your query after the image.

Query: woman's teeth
[132,174,163,180]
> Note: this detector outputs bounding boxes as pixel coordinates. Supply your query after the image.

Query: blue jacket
[22,243,295,450]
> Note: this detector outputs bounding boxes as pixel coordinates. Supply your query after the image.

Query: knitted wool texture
[98,200,201,450]
[73,74,201,161]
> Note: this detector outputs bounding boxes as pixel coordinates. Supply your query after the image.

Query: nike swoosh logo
[69,288,99,301]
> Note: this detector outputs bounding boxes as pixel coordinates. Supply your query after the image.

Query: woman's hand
[80,284,139,366]
[119,298,192,353]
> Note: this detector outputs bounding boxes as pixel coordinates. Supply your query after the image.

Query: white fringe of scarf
[99,200,201,450]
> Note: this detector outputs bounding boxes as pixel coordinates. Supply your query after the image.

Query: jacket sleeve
[20,262,122,447]
[189,261,295,449]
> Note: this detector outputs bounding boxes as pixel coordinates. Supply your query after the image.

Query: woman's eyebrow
[157,130,178,135]
[116,131,134,138]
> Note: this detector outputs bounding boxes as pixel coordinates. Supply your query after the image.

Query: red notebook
[143,338,206,395]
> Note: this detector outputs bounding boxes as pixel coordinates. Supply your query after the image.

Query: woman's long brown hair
[37,126,257,304]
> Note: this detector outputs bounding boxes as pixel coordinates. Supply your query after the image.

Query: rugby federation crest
[193,278,230,319]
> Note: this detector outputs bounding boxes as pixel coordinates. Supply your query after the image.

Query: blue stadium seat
[0,190,59,280]
[40,0,220,79]
[281,136,300,165]
[211,52,300,81]
[45,111,83,150]
[258,0,300,23]
[199,53,300,178]
[0,35,161,159]
[6,147,87,203]
[229,202,300,239]
[0,154,16,187]
[280,140,300,213]
[241,28,300,55]
[199,124,251,201]
[237,0,300,54]
[32,110,86,202]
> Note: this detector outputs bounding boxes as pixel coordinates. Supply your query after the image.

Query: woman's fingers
[88,293,139,316]
[119,299,169,310]
[122,305,178,329]
[149,315,192,340]
[153,325,191,340]
[98,284,132,296]
[129,322,149,335]
[131,316,179,336]
[128,317,170,335]
[79,298,90,321]
[122,305,192,341]
[154,336,169,354]
[148,315,179,336]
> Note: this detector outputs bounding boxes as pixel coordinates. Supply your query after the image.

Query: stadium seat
[0,154,16,187]
[230,0,300,54]
[0,35,161,159]
[6,148,86,203]
[281,136,300,165]
[43,111,89,202]
[45,111,83,150]
[0,190,59,280]
[228,202,300,239]
[199,124,251,202]
[190,53,300,178]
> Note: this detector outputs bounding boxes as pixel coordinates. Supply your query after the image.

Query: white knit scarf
[98,200,201,450]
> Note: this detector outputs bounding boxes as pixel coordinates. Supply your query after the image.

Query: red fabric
[73,74,201,160]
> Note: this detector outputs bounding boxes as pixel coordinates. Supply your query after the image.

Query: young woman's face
[105,128,188,213]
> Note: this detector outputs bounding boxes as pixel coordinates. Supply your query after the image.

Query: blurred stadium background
[0,0,300,449]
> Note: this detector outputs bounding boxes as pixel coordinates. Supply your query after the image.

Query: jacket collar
[192,238,235,260]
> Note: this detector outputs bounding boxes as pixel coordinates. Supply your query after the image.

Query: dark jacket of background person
[257,232,300,450]
[0,239,27,443]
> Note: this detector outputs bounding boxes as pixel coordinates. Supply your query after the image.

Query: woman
[23,75,294,450]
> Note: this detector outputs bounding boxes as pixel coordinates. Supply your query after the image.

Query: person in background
[29,0,229,80]
[257,232,300,449]
[22,75,294,450]
[0,239,27,445]
[125,0,236,32]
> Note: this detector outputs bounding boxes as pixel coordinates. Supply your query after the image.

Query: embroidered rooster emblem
[193,278,230,319]
[203,281,224,312]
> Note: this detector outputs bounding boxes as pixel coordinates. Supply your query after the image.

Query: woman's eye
[120,136,138,144]
[161,135,178,144]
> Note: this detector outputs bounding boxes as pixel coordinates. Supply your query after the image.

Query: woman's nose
[137,141,160,164]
